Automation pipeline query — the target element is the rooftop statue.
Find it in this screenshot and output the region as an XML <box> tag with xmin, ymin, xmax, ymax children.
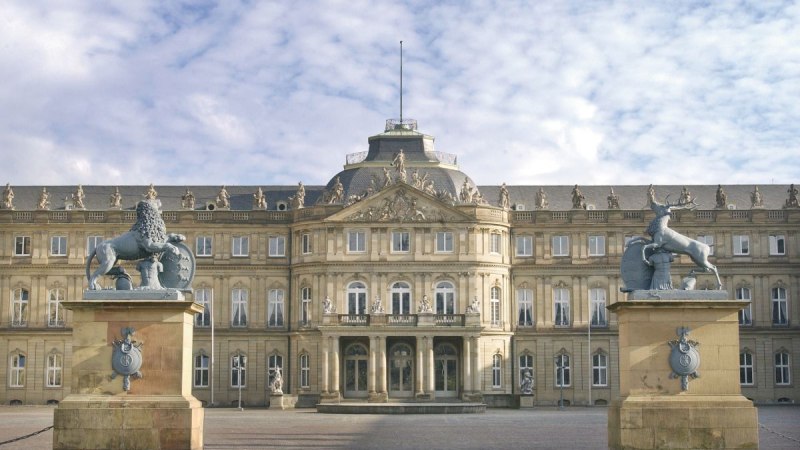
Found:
<box><xmin>86</xmin><ymin>200</ymin><xmax>194</xmax><ymax>292</ymax></box>
<box><xmin>785</xmin><ymin>184</ymin><xmax>799</xmax><ymax>209</ymax></box>
<box><xmin>144</xmin><ymin>183</ymin><xmax>158</xmax><ymax>200</ymax></box>
<box><xmin>715</xmin><ymin>185</ymin><xmax>727</xmax><ymax>209</ymax></box>
<box><xmin>571</xmin><ymin>185</ymin><xmax>586</xmax><ymax>209</ymax></box>
<box><xmin>750</xmin><ymin>186</ymin><xmax>763</xmax><ymax>208</ymax></box>
<box><xmin>499</xmin><ymin>182</ymin><xmax>510</xmax><ymax>209</ymax></box>
<box><xmin>253</xmin><ymin>187</ymin><xmax>267</xmax><ymax>210</ymax></box>
<box><xmin>535</xmin><ymin>188</ymin><xmax>548</xmax><ymax>209</ymax></box>
<box><xmin>72</xmin><ymin>185</ymin><xmax>85</xmax><ymax>209</ymax></box>
<box><xmin>109</xmin><ymin>187</ymin><xmax>122</xmax><ymax>209</ymax></box>
<box><xmin>216</xmin><ymin>185</ymin><xmax>230</xmax><ymax>209</ymax></box>
<box><xmin>37</xmin><ymin>187</ymin><xmax>50</xmax><ymax>210</ymax></box>
<box><xmin>2</xmin><ymin>183</ymin><xmax>14</xmax><ymax>210</ymax></box>
<box><xmin>607</xmin><ymin>187</ymin><xmax>620</xmax><ymax>209</ymax></box>
<box><xmin>181</xmin><ymin>189</ymin><xmax>196</xmax><ymax>210</ymax></box>
<box><xmin>622</xmin><ymin>193</ymin><xmax>721</xmax><ymax>291</ymax></box>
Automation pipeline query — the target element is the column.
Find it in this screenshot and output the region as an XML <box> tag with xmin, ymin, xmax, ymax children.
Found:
<box><xmin>331</xmin><ymin>336</ymin><xmax>340</xmax><ymax>395</ymax></box>
<box><xmin>368</xmin><ymin>336</ymin><xmax>377</xmax><ymax>393</ymax></box>
<box><xmin>426</xmin><ymin>336</ymin><xmax>435</xmax><ymax>393</ymax></box>
<box><xmin>416</xmin><ymin>336</ymin><xmax>425</xmax><ymax>395</ymax></box>
<box><xmin>471</xmin><ymin>336</ymin><xmax>480</xmax><ymax>393</ymax></box>
<box><xmin>321</xmin><ymin>337</ymin><xmax>329</xmax><ymax>394</ymax></box>
<box><xmin>463</xmin><ymin>336</ymin><xmax>472</xmax><ymax>393</ymax></box>
<box><xmin>378</xmin><ymin>336</ymin><xmax>387</xmax><ymax>394</ymax></box>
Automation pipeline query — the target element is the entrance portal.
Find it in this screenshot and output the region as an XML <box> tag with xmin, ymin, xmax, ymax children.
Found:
<box><xmin>434</xmin><ymin>343</ymin><xmax>458</xmax><ymax>397</ymax></box>
<box><xmin>344</xmin><ymin>343</ymin><xmax>368</xmax><ymax>398</ymax></box>
<box><xmin>389</xmin><ymin>343</ymin><xmax>414</xmax><ymax>398</ymax></box>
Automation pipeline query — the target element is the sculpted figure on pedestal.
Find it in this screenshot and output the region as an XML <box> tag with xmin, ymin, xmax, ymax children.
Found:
<box><xmin>750</xmin><ymin>186</ymin><xmax>763</xmax><ymax>208</ymax></box>
<box><xmin>144</xmin><ymin>183</ymin><xmax>158</xmax><ymax>200</ymax></box>
<box><xmin>607</xmin><ymin>188</ymin><xmax>620</xmax><ymax>209</ymax></box>
<box><xmin>109</xmin><ymin>187</ymin><xmax>122</xmax><ymax>209</ymax></box>
<box><xmin>499</xmin><ymin>182</ymin><xmax>510</xmax><ymax>209</ymax></box>
<box><xmin>72</xmin><ymin>185</ymin><xmax>85</xmax><ymax>209</ymax></box>
<box><xmin>785</xmin><ymin>184</ymin><xmax>799</xmax><ymax>208</ymax></box>
<box><xmin>535</xmin><ymin>188</ymin><xmax>548</xmax><ymax>209</ymax></box>
<box><xmin>37</xmin><ymin>187</ymin><xmax>50</xmax><ymax>210</ymax></box>
<box><xmin>253</xmin><ymin>187</ymin><xmax>267</xmax><ymax>210</ymax></box>
<box><xmin>181</xmin><ymin>189</ymin><xmax>196</xmax><ymax>210</ymax></box>
<box><xmin>571</xmin><ymin>185</ymin><xmax>586</xmax><ymax>209</ymax></box>
<box><xmin>2</xmin><ymin>183</ymin><xmax>14</xmax><ymax>210</ymax></box>
<box><xmin>715</xmin><ymin>185</ymin><xmax>727</xmax><ymax>209</ymax></box>
<box><xmin>216</xmin><ymin>185</ymin><xmax>230</xmax><ymax>209</ymax></box>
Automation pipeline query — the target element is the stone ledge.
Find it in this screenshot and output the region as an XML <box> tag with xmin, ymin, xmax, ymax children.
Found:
<box><xmin>626</xmin><ymin>289</ymin><xmax>730</xmax><ymax>301</ymax></box>
<box><xmin>83</xmin><ymin>289</ymin><xmax>185</xmax><ymax>301</ymax></box>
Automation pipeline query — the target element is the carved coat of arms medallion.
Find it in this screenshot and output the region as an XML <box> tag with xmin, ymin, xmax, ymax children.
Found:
<box><xmin>667</xmin><ymin>327</ymin><xmax>700</xmax><ymax>391</ymax></box>
<box><xmin>111</xmin><ymin>327</ymin><xmax>143</xmax><ymax>391</ymax></box>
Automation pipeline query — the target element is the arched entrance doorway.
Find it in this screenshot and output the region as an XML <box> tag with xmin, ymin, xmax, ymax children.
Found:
<box><xmin>434</xmin><ymin>343</ymin><xmax>458</xmax><ymax>398</ymax></box>
<box><xmin>389</xmin><ymin>343</ymin><xmax>414</xmax><ymax>398</ymax></box>
<box><xmin>344</xmin><ymin>343</ymin><xmax>368</xmax><ymax>398</ymax></box>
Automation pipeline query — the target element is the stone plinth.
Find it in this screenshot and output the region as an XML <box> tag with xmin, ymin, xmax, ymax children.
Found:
<box><xmin>520</xmin><ymin>395</ymin><xmax>534</xmax><ymax>408</ymax></box>
<box><xmin>53</xmin><ymin>295</ymin><xmax>204</xmax><ymax>450</ymax></box>
<box><xmin>607</xmin><ymin>295</ymin><xmax>759</xmax><ymax>449</ymax></box>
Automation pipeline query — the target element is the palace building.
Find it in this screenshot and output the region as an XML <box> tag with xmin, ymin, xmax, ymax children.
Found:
<box><xmin>0</xmin><ymin>119</ymin><xmax>797</xmax><ymax>407</ymax></box>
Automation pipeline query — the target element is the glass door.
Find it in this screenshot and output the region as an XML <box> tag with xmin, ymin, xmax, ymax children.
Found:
<box><xmin>434</xmin><ymin>343</ymin><xmax>458</xmax><ymax>397</ymax></box>
<box><xmin>344</xmin><ymin>343</ymin><xmax>368</xmax><ymax>398</ymax></box>
<box><xmin>389</xmin><ymin>343</ymin><xmax>414</xmax><ymax>398</ymax></box>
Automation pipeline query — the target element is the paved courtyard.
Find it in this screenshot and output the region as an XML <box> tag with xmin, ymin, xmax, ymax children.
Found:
<box><xmin>0</xmin><ymin>405</ymin><xmax>797</xmax><ymax>449</ymax></box>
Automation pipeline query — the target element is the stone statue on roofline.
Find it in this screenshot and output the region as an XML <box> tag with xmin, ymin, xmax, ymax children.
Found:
<box><xmin>679</xmin><ymin>187</ymin><xmax>693</xmax><ymax>205</ymax></box>
<box><xmin>253</xmin><ymin>187</ymin><xmax>267</xmax><ymax>210</ymax></box>
<box><xmin>715</xmin><ymin>185</ymin><xmax>727</xmax><ymax>209</ymax></box>
<box><xmin>392</xmin><ymin>149</ymin><xmax>407</xmax><ymax>183</ymax></box>
<box><xmin>535</xmin><ymin>188</ymin><xmax>548</xmax><ymax>209</ymax></box>
<box><xmin>144</xmin><ymin>183</ymin><xmax>158</xmax><ymax>200</ymax></box>
<box><xmin>109</xmin><ymin>187</ymin><xmax>122</xmax><ymax>209</ymax></box>
<box><xmin>785</xmin><ymin>184</ymin><xmax>799</xmax><ymax>209</ymax></box>
<box><xmin>2</xmin><ymin>183</ymin><xmax>14</xmax><ymax>210</ymax></box>
<box><xmin>571</xmin><ymin>185</ymin><xmax>586</xmax><ymax>209</ymax></box>
<box><xmin>181</xmin><ymin>189</ymin><xmax>196</xmax><ymax>210</ymax></box>
<box><xmin>216</xmin><ymin>186</ymin><xmax>230</xmax><ymax>209</ymax></box>
<box><xmin>750</xmin><ymin>186</ymin><xmax>763</xmax><ymax>208</ymax></box>
<box><xmin>37</xmin><ymin>187</ymin><xmax>50</xmax><ymax>210</ymax></box>
<box><xmin>607</xmin><ymin>188</ymin><xmax>620</xmax><ymax>209</ymax></box>
<box><xmin>499</xmin><ymin>183</ymin><xmax>510</xmax><ymax>209</ymax></box>
<box><xmin>290</xmin><ymin>182</ymin><xmax>305</xmax><ymax>209</ymax></box>
<box><xmin>72</xmin><ymin>185</ymin><xmax>85</xmax><ymax>209</ymax></box>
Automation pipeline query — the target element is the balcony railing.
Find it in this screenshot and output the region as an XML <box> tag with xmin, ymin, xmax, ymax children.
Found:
<box><xmin>339</xmin><ymin>314</ymin><xmax>369</xmax><ymax>326</ymax></box>
<box><xmin>387</xmin><ymin>314</ymin><xmax>417</xmax><ymax>326</ymax></box>
<box><xmin>434</xmin><ymin>314</ymin><xmax>464</xmax><ymax>326</ymax></box>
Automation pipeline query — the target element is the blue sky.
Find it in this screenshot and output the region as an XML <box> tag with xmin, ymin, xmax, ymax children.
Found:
<box><xmin>0</xmin><ymin>0</ymin><xmax>798</xmax><ymax>187</ymax></box>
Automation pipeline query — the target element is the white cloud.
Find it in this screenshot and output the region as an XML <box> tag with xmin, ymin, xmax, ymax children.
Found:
<box><xmin>0</xmin><ymin>0</ymin><xmax>797</xmax><ymax>188</ymax></box>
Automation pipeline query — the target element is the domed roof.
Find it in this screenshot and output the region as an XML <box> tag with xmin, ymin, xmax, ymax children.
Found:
<box><xmin>324</xmin><ymin>119</ymin><xmax>480</xmax><ymax>202</ymax></box>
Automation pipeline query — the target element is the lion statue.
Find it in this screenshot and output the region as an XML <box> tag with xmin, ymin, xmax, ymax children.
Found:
<box><xmin>86</xmin><ymin>200</ymin><xmax>185</xmax><ymax>290</ymax></box>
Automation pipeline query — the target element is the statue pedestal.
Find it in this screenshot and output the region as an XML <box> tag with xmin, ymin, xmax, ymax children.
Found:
<box><xmin>607</xmin><ymin>294</ymin><xmax>758</xmax><ymax>449</ymax></box>
<box><xmin>53</xmin><ymin>295</ymin><xmax>204</xmax><ymax>450</ymax></box>
<box><xmin>519</xmin><ymin>395</ymin><xmax>534</xmax><ymax>408</ymax></box>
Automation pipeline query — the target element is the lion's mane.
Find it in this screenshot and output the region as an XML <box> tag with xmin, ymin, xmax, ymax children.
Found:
<box><xmin>129</xmin><ymin>200</ymin><xmax>167</xmax><ymax>243</ymax></box>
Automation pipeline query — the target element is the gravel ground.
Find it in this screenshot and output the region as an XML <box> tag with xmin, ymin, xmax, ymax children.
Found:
<box><xmin>0</xmin><ymin>404</ymin><xmax>797</xmax><ymax>449</ymax></box>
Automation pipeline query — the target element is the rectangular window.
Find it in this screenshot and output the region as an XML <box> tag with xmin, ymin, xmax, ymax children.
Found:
<box><xmin>736</xmin><ymin>287</ymin><xmax>752</xmax><ymax>326</ymax></box>
<box><xmin>590</xmin><ymin>288</ymin><xmax>607</xmax><ymax>327</ymax></box>
<box><xmin>519</xmin><ymin>354</ymin><xmax>534</xmax><ymax>389</ymax></box>
<box><xmin>10</xmin><ymin>354</ymin><xmax>25</xmax><ymax>387</ymax></box>
<box><xmin>299</xmin><ymin>353</ymin><xmax>310</xmax><ymax>388</ymax></box>
<box><xmin>733</xmin><ymin>235</ymin><xmax>750</xmax><ymax>256</ymax></box>
<box><xmin>196</xmin><ymin>236</ymin><xmax>213</xmax><ymax>257</ymax></box>
<box><xmin>552</xmin><ymin>235</ymin><xmax>569</xmax><ymax>257</ymax></box>
<box><xmin>14</xmin><ymin>236</ymin><xmax>31</xmax><ymax>256</ymax></box>
<box><xmin>194</xmin><ymin>354</ymin><xmax>209</xmax><ymax>387</ymax></box>
<box><xmin>50</xmin><ymin>236</ymin><xmax>67</xmax><ymax>256</ymax></box>
<box><xmin>697</xmin><ymin>235</ymin><xmax>714</xmax><ymax>255</ymax></box>
<box><xmin>231</xmin><ymin>354</ymin><xmax>247</xmax><ymax>387</ymax></box>
<box><xmin>231</xmin><ymin>288</ymin><xmax>248</xmax><ymax>327</ymax></box>
<box><xmin>553</xmin><ymin>288</ymin><xmax>570</xmax><ymax>327</ymax></box>
<box><xmin>489</xmin><ymin>233</ymin><xmax>502</xmax><ymax>254</ymax></box>
<box><xmin>517</xmin><ymin>288</ymin><xmax>533</xmax><ymax>327</ymax></box>
<box><xmin>86</xmin><ymin>236</ymin><xmax>103</xmax><ymax>256</ymax></box>
<box><xmin>592</xmin><ymin>353</ymin><xmax>608</xmax><ymax>387</ymax></box>
<box><xmin>492</xmin><ymin>354</ymin><xmax>502</xmax><ymax>388</ymax></box>
<box><xmin>300</xmin><ymin>287</ymin><xmax>311</xmax><ymax>325</ymax></box>
<box><xmin>555</xmin><ymin>354</ymin><xmax>570</xmax><ymax>387</ymax></box>
<box><xmin>268</xmin><ymin>289</ymin><xmax>285</xmax><ymax>327</ymax></box>
<box><xmin>301</xmin><ymin>233</ymin><xmax>312</xmax><ymax>255</ymax></box>
<box><xmin>588</xmin><ymin>235</ymin><xmax>605</xmax><ymax>256</ymax></box>
<box><xmin>490</xmin><ymin>288</ymin><xmax>501</xmax><ymax>327</ymax></box>
<box><xmin>46</xmin><ymin>354</ymin><xmax>62</xmax><ymax>387</ymax></box>
<box><xmin>740</xmin><ymin>352</ymin><xmax>754</xmax><ymax>386</ymax></box>
<box><xmin>436</xmin><ymin>231</ymin><xmax>453</xmax><ymax>253</ymax></box>
<box><xmin>348</xmin><ymin>231</ymin><xmax>366</xmax><ymax>253</ymax></box>
<box><xmin>392</xmin><ymin>231</ymin><xmax>410</xmax><ymax>253</ymax></box>
<box><xmin>769</xmin><ymin>235</ymin><xmax>786</xmax><ymax>256</ymax></box>
<box><xmin>268</xmin><ymin>236</ymin><xmax>286</xmax><ymax>257</ymax></box>
<box><xmin>194</xmin><ymin>288</ymin><xmax>211</xmax><ymax>327</ymax></box>
<box><xmin>775</xmin><ymin>352</ymin><xmax>790</xmax><ymax>385</ymax></box>
<box><xmin>772</xmin><ymin>287</ymin><xmax>788</xmax><ymax>326</ymax></box>
<box><xmin>516</xmin><ymin>236</ymin><xmax>533</xmax><ymax>256</ymax></box>
<box><xmin>232</xmin><ymin>236</ymin><xmax>249</xmax><ymax>257</ymax></box>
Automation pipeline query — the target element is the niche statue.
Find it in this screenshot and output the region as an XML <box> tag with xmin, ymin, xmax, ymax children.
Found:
<box><xmin>86</xmin><ymin>200</ymin><xmax>195</xmax><ymax>291</ymax></box>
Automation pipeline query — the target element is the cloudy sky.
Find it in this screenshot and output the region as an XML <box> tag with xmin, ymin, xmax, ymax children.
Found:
<box><xmin>1</xmin><ymin>1</ymin><xmax>798</xmax><ymax>187</ymax></box>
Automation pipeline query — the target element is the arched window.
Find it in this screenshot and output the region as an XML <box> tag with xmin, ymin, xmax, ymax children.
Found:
<box><xmin>11</xmin><ymin>288</ymin><xmax>29</xmax><ymax>327</ymax></box>
<box><xmin>517</xmin><ymin>288</ymin><xmax>533</xmax><ymax>327</ymax></box>
<box><xmin>300</xmin><ymin>287</ymin><xmax>312</xmax><ymax>325</ymax></box>
<box><xmin>739</xmin><ymin>351</ymin><xmax>754</xmax><ymax>386</ymax></box>
<box><xmin>390</xmin><ymin>282</ymin><xmax>411</xmax><ymax>315</ymax></box>
<box><xmin>347</xmin><ymin>282</ymin><xmax>367</xmax><ymax>315</ymax></box>
<box><xmin>268</xmin><ymin>289</ymin><xmax>285</xmax><ymax>327</ymax></box>
<box><xmin>435</xmin><ymin>281</ymin><xmax>455</xmax><ymax>314</ymax></box>
<box><xmin>590</xmin><ymin>288</ymin><xmax>606</xmax><ymax>327</ymax></box>
<box><xmin>299</xmin><ymin>353</ymin><xmax>310</xmax><ymax>388</ymax></box>
<box><xmin>194</xmin><ymin>287</ymin><xmax>212</xmax><ymax>328</ymax></box>
<box><xmin>492</xmin><ymin>354</ymin><xmax>502</xmax><ymax>388</ymax></box>
<box><xmin>736</xmin><ymin>286</ymin><xmax>752</xmax><ymax>326</ymax></box>
<box><xmin>553</xmin><ymin>287</ymin><xmax>570</xmax><ymax>327</ymax></box>
<box><xmin>519</xmin><ymin>353</ymin><xmax>534</xmax><ymax>388</ymax></box>
<box><xmin>555</xmin><ymin>353</ymin><xmax>570</xmax><ymax>387</ymax></box>
<box><xmin>231</xmin><ymin>353</ymin><xmax>247</xmax><ymax>387</ymax></box>
<box><xmin>194</xmin><ymin>352</ymin><xmax>210</xmax><ymax>387</ymax></box>
<box><xmin>9</xmin><ymin>353</ymin><xmax>25</xmax><ymax>388</ymax></box>
<box><xmin>771</xmin><ymin>287</ymin><xmax>788</xmax><ymax>326</ymax></box>
<box><xmin>490</xmin><ymin>287</ymin><xmax>501</xmax><ymax>326</ymax></box>
<box><xmin>46</xmin><ymin>352</ymin><xmax>62</xmax><ymax>387</ymax></box>
<box><xmin>48</xmin><ymin>288</ymin><xmax>65</xmax><ymax>328</ymax></box>
<box><xmin>592</xmin><ymin>352</ymin><xmax>608</xmax><ymax>387</ymax></box>
<box><xmin>268</xmin><ymin>353</ymin><xmax>283</xmax><ymax>387</ymax></box>
<box><xmin>231</xmin><ymin>288</ymin><xmax>248</xmax><ymax>327</ymax></box>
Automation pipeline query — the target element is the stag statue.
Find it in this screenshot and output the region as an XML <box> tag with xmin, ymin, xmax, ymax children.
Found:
<box><xmin>641</xmin><ymin>196</ymin><xmax>721</xmax><ymax>289</ymax></box>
